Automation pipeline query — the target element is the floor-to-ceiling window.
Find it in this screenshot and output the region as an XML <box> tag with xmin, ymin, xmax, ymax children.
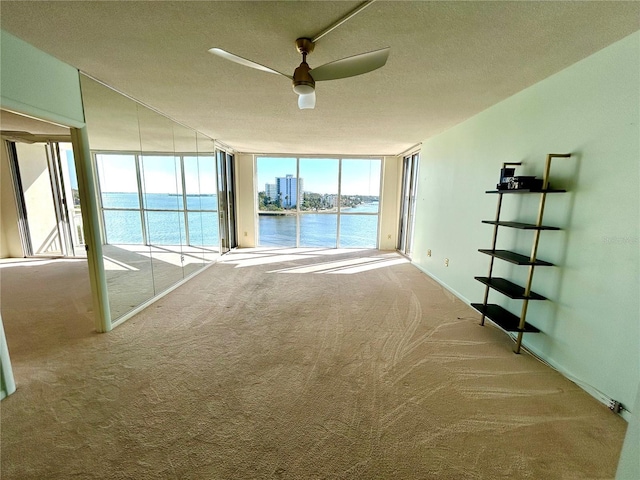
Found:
<box><xmin>257</xmin><ymin>157</ymin><xmax>298</xmax><ymax>247</ymax></box>
<box><xmin>299</xmin><ymin>158</ymin><xmax>339</xmax><ymax>248</ymax></box>
<box><xmin>339</xmin><ymin>159</ymin><xmax>381</xmax><ymax>248</ymax></box>
<box><xmin>256</xmin><ymin>156</ymin><xmax>381</xmax><ymax>248</ymax></box>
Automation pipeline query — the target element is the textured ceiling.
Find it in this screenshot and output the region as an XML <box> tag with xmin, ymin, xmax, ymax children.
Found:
<box><xmin>1</xmin><ymin>1</ymin><xmax>638</xmax><ymax>155</ymax></box>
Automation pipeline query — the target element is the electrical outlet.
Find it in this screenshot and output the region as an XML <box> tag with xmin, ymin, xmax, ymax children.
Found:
<box><xmin>444</xmin><ymin>258</ymin><xmax>449</xmax><ymax>267</ymax></box>
<box><xmin>427</xmin><ymin>249</ymin><xmax>431</xmax><ymax>257</ymax></box>
<box><xmin>244</xmin><ymin>231</ymin><xmax>248</xmax><ymax>237</ymax></box>
<box><xmin>387</xmin><ymin>234</ymin><xmax>392</xmax><ymax>239</ymax></box>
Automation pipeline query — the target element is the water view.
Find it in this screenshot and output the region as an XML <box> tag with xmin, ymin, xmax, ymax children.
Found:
<box><xmin>256</xmin><ymin>158</ymin><xmax>382</xmax><ymax>248</ymax></box>
<box><xmin>101</xmin><ymin>193</ymin><xmax>379</xmax><ymax>248</ymax></box>
<box><xmin>258</xmin><ymin>202</ymin><xmax>379</xmax><ymax>248</ymax></box>
<box><xmin>97</xmin><ymin>156</ymin><xmax>383</xmax><ymax>249</ymax></box>
<box><xmin>101</xmin><ymin>192</ymin><xmax>219</xmax><ymax>246</ymax></box>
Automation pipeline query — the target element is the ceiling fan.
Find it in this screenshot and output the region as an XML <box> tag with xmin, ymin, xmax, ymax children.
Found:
<box><xmin>207</xmin><ymin>1</ymin><xmax>389</xmax><ymax>110</ymax></box>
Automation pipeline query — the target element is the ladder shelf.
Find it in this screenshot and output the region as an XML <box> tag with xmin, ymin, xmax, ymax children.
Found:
<box><xmin>474</xmin><ymin>153</ymin><xmax>571</xmax><ymax>353</ymax></box>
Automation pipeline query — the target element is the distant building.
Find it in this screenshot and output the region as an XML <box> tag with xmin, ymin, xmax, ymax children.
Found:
<box><xmin>265</xmin><ymin>183</ymin><xmax>277</xmax><ymax>201</ymax></box>
<box><xmin>275</xmin><ymin>174</ymin><xmax>304</xmax><ymax>208</ymax></box>
<box><xmin>325</xmin><ymin>194</ymin><xmax>339</xmax><ymax>208</ymax></box>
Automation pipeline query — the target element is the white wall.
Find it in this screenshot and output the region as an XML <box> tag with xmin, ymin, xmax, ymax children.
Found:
<box><xmin>378</xmin><ymin>156</ymin><xmax>400</xmax><ymax>250</ymax></box>
<box><xmin>235</xmin><ymin>154</ymin><xmax>257</xmax><ymax>248</ymax></box>
<box><xmin>0</xmin><ymin>30</ymin><xmax>84</xmax><ymax>127</ymax></box>
<box><xmin>617</xmin><ymin>381</ymin><xmax>640</xmax><ymax>479</ymax></box>
<box><xmin>412</xmin><ymin>30</ymin><xmax>639</xmax><ymax>420</ymax></box>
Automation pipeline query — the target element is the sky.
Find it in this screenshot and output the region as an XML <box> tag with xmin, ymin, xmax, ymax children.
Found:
<box><xmin>62</xmin><ymin>145</ymin><xmax>78</xmax><ymax>189</ymax></box>
<box><xmin>96</xmin><ymin>154</ymin><xmax>217</xmax><ymax>194</ymax></box>
<box><xmin>257</xmin><ymin>157</ymin><xmax>381</xmax><ymax>196</ymax></box>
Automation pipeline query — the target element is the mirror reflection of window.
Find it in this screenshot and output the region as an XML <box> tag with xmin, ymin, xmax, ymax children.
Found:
<box><xmin>140</xmin><ymin>155</ymin><xmax>185</xmax><ymax>247</ymax></box>
<box><xmin>184</xmin><ymin>156</ymin><xmax>219</xmax><ymax>248</ymax></box>
<box><xmin>82</xmin><ymin>73</ymin><xmax>221</xmax><ymax>326</ymax></box>
<box><xmin>96</xmin><ymin>154</ymin><xmax>144</xmax><ymax>245</ymax></box>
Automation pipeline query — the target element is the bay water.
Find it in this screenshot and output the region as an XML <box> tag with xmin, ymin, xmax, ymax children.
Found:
<box><xmin>101</xmin><ymin>192</ymin><xmax>379</xmax><ymax>248</ymax></box>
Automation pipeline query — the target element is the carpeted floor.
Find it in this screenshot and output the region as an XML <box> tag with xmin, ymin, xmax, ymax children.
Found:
<box><xmin>0</xmin><ymin>248</ymin><xmax>627</xmax><ymax>479</ymax></box>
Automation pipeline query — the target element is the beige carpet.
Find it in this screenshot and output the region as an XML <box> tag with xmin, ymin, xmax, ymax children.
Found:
<box><xmin>0</xmin><ymin>248</ymin><xmax>627</xmax><ymax>479</ymax></box>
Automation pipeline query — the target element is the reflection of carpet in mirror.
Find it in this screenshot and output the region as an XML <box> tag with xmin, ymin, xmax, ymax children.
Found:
<box><xmin>102</xmin><ymin>244</ymin><xmax>219</xmax><ymax>320</ymax></box>
<box><xmin>1</xmin><ymin>248</ymin><xmax>627</xmax><ymax>479</ymax></box>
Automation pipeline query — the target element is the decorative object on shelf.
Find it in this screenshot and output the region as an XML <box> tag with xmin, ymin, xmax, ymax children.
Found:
<box><xmin>498</xmin><ymin>163</ymin><xmax>518</xmax><ymax>188</ymax></box>
<box><xmin>497</xmin><ymin>162</ymin><xmax>544</xmax><ymax>191</ymax></box>
<box><xmin>472</xmin><ymin>153</ymin><xmax>571</xmax><ymax>353</ymax></box>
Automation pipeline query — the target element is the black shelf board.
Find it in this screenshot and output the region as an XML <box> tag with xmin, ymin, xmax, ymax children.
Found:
<box><xmin>471</xmin><ymin>303</ymin><xmax>540</xmax><ymax>333</ymax></box>
<box><xmin>486</xmin><ymin>189</ymin><xmax>566</xmax><ymax>194</ymax></box>
<box><xmin>478</xmin><ymin>249</ymin><xmax>554</xmax><ymax>266</ymax></box>
<box><xmin>481</xmin><ymin>220</ymin><xmax>560</xmax><ymax>231</ymax></box>
<box><xmin>474</xmin><ymin>277</ymin><xmax>546</xmax><ymax>300</ymax></box>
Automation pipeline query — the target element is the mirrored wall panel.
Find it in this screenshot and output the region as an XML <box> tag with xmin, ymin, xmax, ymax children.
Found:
<box><xmin>80</xmin><ymin>75</ymin><xmax>220</xmax><ymax>323</ymax></box>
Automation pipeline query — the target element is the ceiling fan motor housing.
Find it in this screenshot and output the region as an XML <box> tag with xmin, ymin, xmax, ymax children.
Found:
<box><xmin>293</xmin><ymin>38</ymin><xmax>316</xmax><ymax>95</ymax></box>
<box><xmin>293</xmin><ymin>62</ymin><xmax>315</xmax><ymax>94</ymax></box>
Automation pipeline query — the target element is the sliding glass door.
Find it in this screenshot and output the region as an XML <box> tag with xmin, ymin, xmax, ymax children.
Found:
<box><xmin>7</xmin><ymin>139</ymin><xmax>84</xmax><ymax>257</ymax></box>
<box><xmin>398</xmin><ymin>152</ymin><xmax>420</xmax><ymax>257</ymax></box>
<box><xmin>217</xmin><ymin>150</ymin><xmax>237</xmax><ymax>254</ymax></box>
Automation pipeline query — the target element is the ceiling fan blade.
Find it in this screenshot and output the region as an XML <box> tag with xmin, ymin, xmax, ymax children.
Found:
<box><xmin>309</xmin><ymin>47</ymin><xmax>389</xmax><ymax>81</ymax></box>
<box><xmin>298</xmin><ymin>91</ymin><xmax>316</xmax><ymax>110</ymax></box>
<box><xmin>208</xmin><ymin>48</ymin><xmax>292</xmax><ymax>79</ymax></box>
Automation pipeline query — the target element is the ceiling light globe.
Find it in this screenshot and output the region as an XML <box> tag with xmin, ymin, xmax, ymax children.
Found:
<box><xmin>293</xmin><ymin>84</ymin><xmax>314</xmax><ymax>95</ymax></box>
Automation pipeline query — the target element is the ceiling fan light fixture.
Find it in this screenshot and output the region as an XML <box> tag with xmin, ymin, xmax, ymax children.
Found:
<box><xmin>209</xmin><ymin>28</ymin><xmax>390</xmax><ymax>111</ymax></box>
<box><xmin>298</xmin><ymin>91</ymin><xmax>316</xmax><ymax>110</ymax></box>
<box><xmin>293</xmin><ymin>83</ymin><xmax>315</xmax><ymax>95</ymax></box>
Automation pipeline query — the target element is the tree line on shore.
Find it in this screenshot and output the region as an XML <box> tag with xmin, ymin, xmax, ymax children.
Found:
<box><xmin>258</xmin><ymin>192</ymin><xmax>378</xmax><ymax>212</ymax></box>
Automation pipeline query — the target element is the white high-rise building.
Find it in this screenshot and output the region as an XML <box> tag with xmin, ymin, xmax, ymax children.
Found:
<box><xmin>276</xmin><ymin>174</ymin><xmax>303</xmax><ymax>208</ymax></box>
